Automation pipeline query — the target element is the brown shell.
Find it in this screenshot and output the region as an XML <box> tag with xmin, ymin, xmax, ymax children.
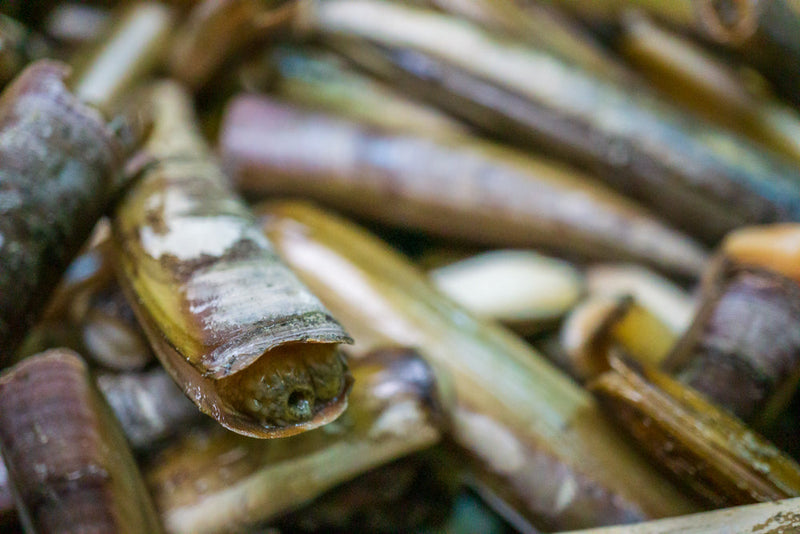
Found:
<box><xmin>591</xmin><ymin>356</ymin><xmax>800</xmax><ymax>507</ymax></box>
<box><xmin>0</xmin><ymin>349</ymin><xmax>163</xmax><ymax>533</ymax></box>
<box><xmin>112</xmin><ymin>82</ymin><xmax>352</xmax><ymax>438</ymax></box>
<box><xmin>0</xmin><ymin>60</ymin><xmax>125</xmax><ymax>359</ymax></box>
<box><xmin>220</xmin><ymin>95</ymin><xmax>708</xmax><ymax>277</ymax></box>
<box><xmin>664</xmin><ymin>259</ymin><xmax>800</xmax><ymax>424</ymax></box>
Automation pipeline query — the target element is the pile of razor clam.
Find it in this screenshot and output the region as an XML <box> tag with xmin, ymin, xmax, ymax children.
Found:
<box><xmin>5</xmin><ymin>1</ymin><xmax>800</xmax><ymax>533</ymax></box>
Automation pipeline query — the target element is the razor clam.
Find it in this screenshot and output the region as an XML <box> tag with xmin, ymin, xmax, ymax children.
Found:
<box><xmin>111</xmin><ymin>81</ymin><xmax>352</xmax><ymax>438</ymax></box>
<box><xmin>96</xmin><ymin>368</ymin><xmax>204</xmax><ymax>450</ymax></box>
<box><xmin>561</xmin><ymin>496</ymin><xmax>800</xmax><ymax>534</ymax></box>
<box><xmin>145</xmin><ymin>347</ymin><xmax>445</xmax><ymax>534</ymax></box>
<box><xmin>169</xmin><ymin>0</ymin><xmax>298</xmax><ymax>90</ymax></box>
<box><xmin>69</xmin><ymin>1</ymin><xmax>174</xmax><ymax>114</ymax></box>
<box><xmin>258</xmin><ymin>201</ymin><xmax>700</xmax><ymax>531</ymax></box>
<box><xmin>586</xmin><ymin>263</ymin><xmax>696</xmax><ymax>334</ymax></box>
<box><xmin>301</xmin><ymin>0</ymin><xmax>800</xmax><ymax>241</ymax></box>
<box><xmin>221</xmin><ymin>95</ymin><xmax>708</xmax><ymax>277</ymax></box>
<box><xmin>0</xmin><ymin>14</ymin><xmax>49</xmax><ymax>87</ymax></box>
<box><xmin>0</xmin><ymin>348</ymin><xmax>164</xmax><ymax>533</ymax></box>
<box><xmin>263</xmin><ymin>46</ymin><xmax>470</xmax><ymax>138</ymax></box>
<box><xmin>619</xmin><ymin>10</ymin><xmax>800</xmax><ymax>166</ymax></box>
<box><xmin>429</xmin><ymin>250</ymin><xmax>584</xmax><ymax>335</ymax></box>
<box><xmin>664</xmin><ymin>260</ymin><xmax>800</xmax><ymax>425</ymax></box>
<box><xmin>0</xmin><ymin>61</ymin><xmax>127</xmax><ymax>361</ymax></box>
<box><xmin>590</xmin><ymin>356</ymin><xmax>800</xmax><ymax>507</ymax></box>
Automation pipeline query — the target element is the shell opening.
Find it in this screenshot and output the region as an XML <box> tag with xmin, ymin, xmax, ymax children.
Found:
<box><xmin>216</xmin><ymin>343</ymin><xmax>348</xmax><ymax>427</ymax></box>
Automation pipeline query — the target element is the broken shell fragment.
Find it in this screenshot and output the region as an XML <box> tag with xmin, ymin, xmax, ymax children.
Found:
<box><xmin>560</xmin><ymin>296</ymin><xmax>678</xmax><ymax>383</ymax></box>
<box><xmin>586</xmin><ymin>263</ymin><xmax>696</xmax><ymax>334</ymax></box>
<box><xmin>0</xmin><ymin>348</ymin><xmax>164</xmax><ymax>533</ymax></box>
<box><xmin>111</xmin><ymin>81</ymin><xmax>352</xmax><ymax>438</ymax></box>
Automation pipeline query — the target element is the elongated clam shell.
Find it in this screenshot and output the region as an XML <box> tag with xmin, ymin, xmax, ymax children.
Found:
<box><xmin>257</xmin><ymin>200</ymin><xmax>700</xmax><ymax>531</ymax></box>
<box><xmin>664</xmin><ymin>261</ymin><xmax>800</xmax><ymax>425</ymax></box>
<box><xmin>529</xmin><ymin>0</ymin><xmax>800</xmax><ymax>106</ymax></box>
<box><xmin>0</xmin><ymin>61</ymin><xmax>126</xmax><ymax>360</ymax></box>
<box><xmin>558</xmin><ymin>296</ymin><xmax>630</xmax><ymax>383</ymax></box>
<box><xmin>301</xmin><ymin>0</ymin><xmax>800</xmax><ymax>242</ymax></box>
<box><xmin>266</xmin><ymin>46</ymin><xmax>469</xmax><ymax>138</ymax></box>
<box><xmin>112</xmin><ymin>81</ymin><xmax>351</xmax><ymax>438</ymax></box>
<box><xmin>0</xmin><ymin>349</ymin><xmax>163</xmax><ymax>533</ymax></box>
<box><xmin>221</xmin><ymin>96</ymin><xmax>708</xmax><ymax>277</ymax></box>
<box><xmin>619</xmin><ymin>10</ymin><xmax>800</xmax><ymax>166</ymax></box>
<box><xmin>560</xmin><ymin>496</ymin><xmax>800</xmax><ymax>534</ymax></box>
<box><xmin>420</xmin><ymin>0</ymin><xmax>634</xmax><ymax>83</ymax></box>
<box><xmin>560</xmin><ymin>296</ymin><xmax>678</xmax><ymax>383</ymax></box>
<box><xmin>590</xmin><ymin>356</ymin><xmax>800</xmax><ymax>507</ymax></box>
<box><xmin>274</xmin><ymin>449</ymin><xmax>458</xmax><ymax>533</ymax></box>
<box><xmin>146</xmin><ymin>347</ymin><xmax>445</xmax><ymax>534</ymax></box>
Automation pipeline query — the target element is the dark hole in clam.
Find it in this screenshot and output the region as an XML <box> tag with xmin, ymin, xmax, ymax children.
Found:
<box><xmin>217</xmin><ymin>343</ymin><xmax>347</xmax><ymax>427</ymax></box>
